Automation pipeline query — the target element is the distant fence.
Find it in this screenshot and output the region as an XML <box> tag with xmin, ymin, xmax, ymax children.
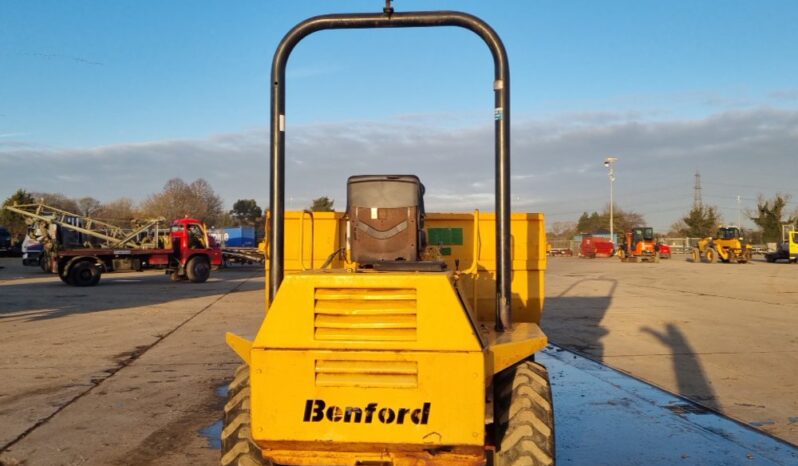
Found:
<box><xmin>547</xmin><ymin>239</ymin><xmax>577</xmax><ymax>256</ymax></box>
<box><xmin>659</xmin><ymin>238</ymin><xmax>696</xmax><ymax>254</ymax></box>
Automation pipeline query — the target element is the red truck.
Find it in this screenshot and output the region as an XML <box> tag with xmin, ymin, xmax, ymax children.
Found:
<box><xmin>50</xmin><ymin>218</ymin><xmax>223</xmax><ymax>286</ymax></box>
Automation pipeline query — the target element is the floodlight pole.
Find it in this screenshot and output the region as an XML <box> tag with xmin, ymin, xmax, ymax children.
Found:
<box><xmin>604</xmin><ymin>157</ymin><xmax>618</xmax><ymax>243</ymax></box>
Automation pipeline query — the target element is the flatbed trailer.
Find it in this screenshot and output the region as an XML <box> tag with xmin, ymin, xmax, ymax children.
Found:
<box><xmin>221</xmin><ymin>247</ymin><xmax>265</xmax><ymax>265</ymax></box>
<box><xmin>52</xmin><ymin>245</ymin><xmax>220</xmax><ymax>286</ymax></box>
<box><xmin>50</xmin><ymin>218</ymin><xmax>223</xmax><ymax>286</ymax></box>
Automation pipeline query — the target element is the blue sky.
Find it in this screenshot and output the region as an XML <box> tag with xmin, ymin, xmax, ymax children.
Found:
<box><xmin>1</xmin><ymin>1</ymin><xmax>797</xmax><ymax>231</ymax></box>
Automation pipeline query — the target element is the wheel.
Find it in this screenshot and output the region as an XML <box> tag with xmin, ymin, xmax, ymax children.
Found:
<box><xmin>617</xmin><ymin>249</ymin><xmax>625</xmax><ymax>261</ymax></box>
<box><xmin>719</xmin><ymin>248</ymin><xmax>732</xmax><ymax>263</ymax></box>
<box><xmin>221</xmin><ymin>365</ymin><xmax>273</xmax><ymax>466</ymax></box>
<box><xmin>58</xmin><ymin>263</ymin><xmax>73</xmax><ymax>285</ymax></box>
<box><xmin>69</xmin><ymin>261</ymin><xmax>102</xmax><ymax>287</ymax></box>
<box><xmin>691</xmin><ymin>248</ymin><xmax>700</xmax><ymax>263</ymax></box>
<box><xmin>493</xmin><ymin>361</ymin><xmax>555</xmax><ymax>466</ymax></box>
<box><xmin>186</xmin><ymin>256</ymin><xmax>210</xmax><ymax>283</ymax></box>
<box><xmin>705</xmin><ymin>248</ymin><xmax>717</xmax><ymax>263</ymax></box>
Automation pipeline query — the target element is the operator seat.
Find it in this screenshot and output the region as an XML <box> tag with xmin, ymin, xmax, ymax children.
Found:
<box><xmin>347</xmin><ymin>175</ymin><xmax>442</xmax><ymax>271</ymax></box>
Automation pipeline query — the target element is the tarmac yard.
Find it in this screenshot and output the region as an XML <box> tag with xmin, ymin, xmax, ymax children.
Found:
<box><xmin>0</xmin><ymin>256</ymin><xmax>796</xmax><ymax>465</ymax></box>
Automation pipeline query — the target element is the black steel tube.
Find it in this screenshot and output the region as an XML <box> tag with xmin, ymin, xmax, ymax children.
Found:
<box><xmin>269</xmin><ymin>10</ymin><xmax>512</xmax><ymax>331</ymax></box>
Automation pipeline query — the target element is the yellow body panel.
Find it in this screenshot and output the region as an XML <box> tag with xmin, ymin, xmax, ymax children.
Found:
<box><xmin>225</xmin><ymin>332</ymin><xmax>252</xmax><ymax>365</ymax></box>
<box><xmin>247</xmin><ymin>272</ymin><xmax>487</xmax><ymax>464</ymax></box>
<box><xmin>250</xmin><ymin>350</ymin><xmax>485</xmax><ymax>445</ymax></box>
<box><xmin>266</xmin><ymin>211</ymin><xmax>547</xmax><ymax>325</ymax></box>
<box><xmin>485</xmin><ymin>322</ymin><xmax>548</xmax><ymax>375</ymax></box>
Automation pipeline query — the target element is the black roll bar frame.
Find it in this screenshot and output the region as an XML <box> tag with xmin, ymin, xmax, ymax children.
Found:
<box><xmin>268</xmin><ymin>7</ymin><xmax>513</xmax><ymax>331</ymax></box>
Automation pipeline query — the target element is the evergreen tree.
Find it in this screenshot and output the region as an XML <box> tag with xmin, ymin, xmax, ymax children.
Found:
<box><xmin>679</xmin><ymin>205</ymin><xmax>722</xmax><ymax>238</ymax></box>
<box><xmin>0</xmin><ymin>189</ymin><xmax>35</xmax><ymax>239</ymax></box>
<box><xmin>310</xmin><ymin>196</ymin><xmax>335</xmax><ymax>212</ymax></box>
<box><xmin>230</xmin><ymin>199</ymin><xmax>262</xmax><ymax>225</ymax></box>
<box><xmin>749</xmin><ymin>194</ymin><xmax>796</xmax><ymax>243</ymax></box>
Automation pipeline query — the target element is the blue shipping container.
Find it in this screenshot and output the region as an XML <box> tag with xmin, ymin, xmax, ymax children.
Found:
<box><xmin>223</xmin><ymin>226</ymin><xmax>257</xmax><ymax>247</ymax></box>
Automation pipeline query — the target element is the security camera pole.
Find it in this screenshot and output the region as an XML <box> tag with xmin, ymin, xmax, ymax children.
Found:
<box><xmin>604</xmin><ymin>157</ymin><xmax>619</xmax><ymax>245</ymax></box>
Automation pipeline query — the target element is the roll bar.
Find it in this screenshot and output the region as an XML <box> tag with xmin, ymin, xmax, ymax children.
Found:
<box><xmin>269</xmin><ymin>5</ymin><xmax>513</xmax><ymax>331</ymax></box>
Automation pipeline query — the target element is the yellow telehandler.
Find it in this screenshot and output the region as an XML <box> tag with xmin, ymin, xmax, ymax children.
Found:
<box><xmin>691</xmin><ymin>226</ymin><xmax>752</xmax><ymax>264</ymax></box>
<box><xmin>765</xmin><ymin>225</ymin><xmax>797</xmax><ymax>263</ymax></box>
<box><xmin>221</xmin><ymin>3</ymin><xmax>554</xmax><ymax>466</ymax></box>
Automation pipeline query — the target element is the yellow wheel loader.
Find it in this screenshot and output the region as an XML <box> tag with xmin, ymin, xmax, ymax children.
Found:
<box><xmin>221</xmin><ymin>4</ymin><xmax>554</xmax><ymax>466</ymax></box>
<box><xmin>691</xmin><ymin>226</ymin><xmax>752</xmax><ymax>264</ymax></box>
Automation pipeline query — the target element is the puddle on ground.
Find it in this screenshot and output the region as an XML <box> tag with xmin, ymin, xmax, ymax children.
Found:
<box><xmin>200</xmin><ymin>420</ymin><xmax>223</xmax><ymax>449</ymax></box>
<box><xmin>199</xmin><ymin>383</ymin><xmax>229</xmax><ymax>450</ymax></box>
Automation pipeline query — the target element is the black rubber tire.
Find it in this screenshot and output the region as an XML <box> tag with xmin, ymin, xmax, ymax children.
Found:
<box><xmin>58</xmin><ymin>266</ymin><xmax>73</xmax><ymax>285</ymax></box>
<box><xmin>187</xmin><ymin>256</ymin><xmax>210</xmax><ymax>283</ymax></box>
<box><xmin>705</xmin><ymin>248</ymin><xmax>717</xmax><ymax>264</ymax></box>
<box><xmin>221</xmin><ymin>365</ymin><xmax>274</xmax><ymax>466</ymax></box>
<box><xmin>690</xmin><ymin>248</ymin><xmax>700</xmax><ymax>263</ymax></box>
<box><xmin>494</xmin><ymin>361</ymin><xmax>555</xmax><ymax>466</ymax></box>
<box><xmin>69</xmin><ymin>261</ymin><xmax>101</xmax><ymax>287</ymax></box>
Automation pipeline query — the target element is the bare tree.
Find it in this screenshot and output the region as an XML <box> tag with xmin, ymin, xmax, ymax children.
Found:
<box><xmin>548</xmin><ymin>221</ymin><xmax>577</xmax><ymax>239</ymax></box>
<box><xmin>141</xmin><ymin>178</ymin><xmax>224</xmax><ymax>225</ymax></box>
<box><xmin>30</xmin><ymin>192</ymin><xmax>80</xmax><ymax>213</ymax></box>
<box><xmin>77</xmin><ymin>197</ymin><xmax>102</xmax><ymax>217</ymax></box>
<box><xmin>95</xmin><ymin>198</ymin><xmax>139</xmax><ymax>228</ymax></box>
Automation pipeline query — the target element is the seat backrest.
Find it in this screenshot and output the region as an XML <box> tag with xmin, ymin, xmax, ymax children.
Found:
<box><xmin>347</xmin><ymin>175</ymin><xmax>424</xmax><ymax>265</ymax></box>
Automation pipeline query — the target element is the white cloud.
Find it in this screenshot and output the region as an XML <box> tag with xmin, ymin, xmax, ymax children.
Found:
<box><xmin>1</xmin><ymin>107</ymin><xmax>795</xmax><ymax>231</ymax></box>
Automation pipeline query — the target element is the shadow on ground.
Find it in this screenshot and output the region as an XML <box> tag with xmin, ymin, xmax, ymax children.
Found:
<box><xmin>543</xmin><ymin>277</ymin><xmax>718</xmax><ymax>409</ymax></box>
<box><xmin>0</xmin><ymin>267</ymin><xmax>263</xmax><ymax>322</ymax></box>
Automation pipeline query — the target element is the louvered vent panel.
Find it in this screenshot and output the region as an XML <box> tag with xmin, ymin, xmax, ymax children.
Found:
<box><xmin>315</xmin><ymin>360</ymin><xmax>418</xmax><ymax>388</ymax></box>
<box><xmin>314</xmin><ymin>288</ymin><xmax>417</xmax><ymax>341</ymax></box>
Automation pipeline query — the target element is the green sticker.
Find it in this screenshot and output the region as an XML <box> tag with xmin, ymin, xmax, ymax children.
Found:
<box><xmin>428</xmin><ymin>228</ymin><xmax>464</xmax><ymax>246</ymax></box>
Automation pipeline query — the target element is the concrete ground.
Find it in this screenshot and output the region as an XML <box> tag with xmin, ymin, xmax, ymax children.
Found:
<box><xmin>542</xmin><ymin>255</ymin><xmax>798</xmax><ymax>445</ymax></box>
<box><xmin>0</xmin><ymin>254</ymin><xmax>795</xmax><ymax>465</ymax></box>
<box><xmin>0</xmin><ymin>259</ymin><xmax>261</xmax><ymax>466</ymax></box>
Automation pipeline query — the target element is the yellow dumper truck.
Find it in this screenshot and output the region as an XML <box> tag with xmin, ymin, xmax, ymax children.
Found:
<box><xmin>222</xmin><ymin>4</ymin><xmax>554</xmax><ymax>466</ymax></box>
